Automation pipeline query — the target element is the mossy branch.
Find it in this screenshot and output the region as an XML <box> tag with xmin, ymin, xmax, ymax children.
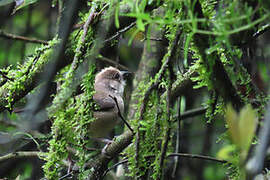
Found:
<box><xmin>0</xmin><ymin>151</ymin><xmax>41</xmax><ymax>163</ymax></box>
<box><xmin>0</xmin><ymin>42</ymin><xmax>58</xmax><ymax>112</ymax></box>
<box><xmin>89</xmin><ymin>131</ymin><xmax>134</xmax><ymax>179</ymax></box>
<box><xmin>0</xmin><ymin>30</ymin><xmax>48</xmax><ymax>45</ymax></box>
<box><xmin>192</xmin><ymin>0</ymin><xmax>244</xmax><ymax>110</ymax></box>
<box><xmin>89</xmin><ymin>69</ymin><xmax>196</xmax><ymax>179</ymax></box>
<box><xmin>0</xmin><ymin>2</ymin><xmax>156</xmax><ymax>113</ymax></box>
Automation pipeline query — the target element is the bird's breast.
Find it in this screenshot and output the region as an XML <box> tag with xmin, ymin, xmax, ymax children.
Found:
<box><xmin>89</xmin><ymin>94</ymin><xmax>124</xmax><ymax>138</ymax></box>
<box><xmin>89</xmin><ymin>110</ymin><xmax>118</xmax><ymax>138</ymax></box>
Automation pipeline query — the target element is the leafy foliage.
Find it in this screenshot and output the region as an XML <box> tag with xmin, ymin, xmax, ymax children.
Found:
<box><xmin>226</xmin><ymin>104</ymin><xmax>257</xmax><ymax>162</ymax></box>
<box><xmin>0</xmin><ymin>0</ymin><xmax>269</xmax><ymax>179</ymax></box>
<box><xmin>43</xmin><ymin>64</ymin><xmax>96</xmax><ymax>179</ymax></box>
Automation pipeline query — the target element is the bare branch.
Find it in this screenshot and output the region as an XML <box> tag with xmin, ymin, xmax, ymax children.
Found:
<box><xmin>173</xmin><ymin>107</ymin><xmax>207</xmax><ymax>121</ymax></box>
<box><xmin>28</xmin><ymin>0</ymin><xmax>83</xmax><ymax>115</ymax></box>
<box><xmin>253</xmin><ymin>23</ymin><xmax>270</xmax><ymax>39</ymax></box>
<box><xmin>0</xmin><ymin>30</ymin><xmax>48</xmax><ymax>45</ymax></box>
<box><xmin>0</xmin><ymin>151</ymin><xmax>40</xmax><ymax>163</ymax></box>
<box><xmin>172</xmin><ymin>97</ymin><xmax>181</xmax><ymax>178</ymax></box>
<box><xmin>167</xmin><ymin>153</ymin><xmax>227</xmax><ymax>164</ymax></box>
<box><xmin>246</xmin><ymin>100</ymin><xmax>270</xmax><ymax>178</ymax></box>
<box><xmin>104</xmin><ymin>22</ymin><xmax>136</xmax><ymax>43</ymax></box>
<box><xmin>102</xmin><ymin>152</ymin><xmax>227</xmax><ymax>178</ymax></box>
<box><xmin>158</xmin><ymin>68</ymin><xmax>172</xmax><ymax>180</ymax></box>
<box><xmin>102</xmin><ymin>159</ymin><xmax>128</xmax><ymax>178</ymax></box>
<box><xmin>97</xmin><ymin>56</ymin><xmax>130</xmax><ymax>71</ymax></box>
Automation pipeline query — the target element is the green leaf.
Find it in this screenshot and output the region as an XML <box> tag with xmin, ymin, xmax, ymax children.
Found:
<box><xmin>13</xmin><ymin>131</ymin><xmax>41</xmax><ymax>150</ymax></box>
<box><xmin>226</xmin><ymin>104</ymin><xmax>239</xmax><ymax>146</ymax></box>
<box><xmin>136</xmin><ymin>19</ymin><xmax>145</xmax><ymax>31</ymax></box>
<box><xmin>128</xmin><ymin>28</ymin><xmax>140</xmax><ymax>46</ymax></box>
<box><xmin>216</xmin><ymin>144</ymin><xmax>236</xmax><ymax>162</ymax></box>
<box><xmin>115</xmin><ymin>2</ymin><xmax>120</xmax><ymax>28</ymax></box>
<box><xmin>124</xmin><ymin>12</ymin><xmax>152</xmax><ymax>21</ymax></box>
<box><xmin>225</xmin><ymin>104</ymin><xmax>257</xmax><ymax>161</ymax></box>
<box><xmin>14</xmin><ymin>0</ymin><xmax>38</xmax><ymax>12</ymax></box>
<box><xmin>238</xmin><ymin>104</ymin><xmax>257</xmax><ymax>152</ymax></box>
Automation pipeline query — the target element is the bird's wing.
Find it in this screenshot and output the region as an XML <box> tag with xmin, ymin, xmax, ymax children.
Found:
<box><xmin>93</xmin><ymin>92</ymin><xmax>116</xmax><ymax>111</ymax></box>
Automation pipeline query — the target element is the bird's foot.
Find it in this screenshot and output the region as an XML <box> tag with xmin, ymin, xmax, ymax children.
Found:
<box><xmin>91</xmin><ymin>137</ymin><xmax>113</xmax><ymax>144</ymax></box>
<box><xmin>89</xmin><ymin>137</ymin><xmax>114</xmax><ymax>158</ymax></box>
<box><xmin>67</xmin><ymin>155</ymin><xmax>74</xmax><ymax>174</ymax></box>
<box><xmin>101</xmin><ymin>140</ymin><xmax>114</xmax><ymax>158</ymax></box>
<box><xmin>99</xmin><ymin>138</ymin><xmax>114</xmax><ymax>144</ymax></box>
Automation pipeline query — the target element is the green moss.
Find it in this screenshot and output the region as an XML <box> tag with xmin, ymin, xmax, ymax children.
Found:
<box><xmin>43</xmin><ymin>64</ymin><xmax>96</xmax><ymax>179</ymax></box>
<box><xmin>0</xmin><ymin>38</ymin><xmax>59</xmax><ymax>110</ymax></box>
<box><xmin>126</xmin><ymin>27</ymin><xmax>178</xmax><ymax>178</ymax></box>
<box><xmin>42</xmin><ymin>2</ymin><xmax>112</xmax><ymax>177</ymax></box>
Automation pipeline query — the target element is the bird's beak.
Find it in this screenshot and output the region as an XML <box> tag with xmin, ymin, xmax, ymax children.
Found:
<box><xmin>121</xmin><ymin>70</ymin><xmax>132</xmax><ymax>79</ymax></box>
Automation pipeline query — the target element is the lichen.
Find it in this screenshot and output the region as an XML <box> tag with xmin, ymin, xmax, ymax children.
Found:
<box><xmin>0</xmin><ymin>38</ymin><xmax>59</xmax><ymax>111</ymax></box>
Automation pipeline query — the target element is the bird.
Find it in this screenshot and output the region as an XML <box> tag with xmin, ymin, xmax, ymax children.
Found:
<box><xmin>88</xmin><ymin>66</ymin><xmax>130</xmax><ymax>138</ymax></box>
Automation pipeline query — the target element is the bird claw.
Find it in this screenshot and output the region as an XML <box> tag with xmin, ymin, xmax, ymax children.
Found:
<box><xmin>101</xmin><ymin>140</ymin><xmax>113</xmax><ymax>158</ymax></box>
<box><xmin>100</xmin><ymin>138</ymin><xmax>113</xmax><ymax>144</ymax></box>
<box><xmin>90</xmin><ymin>137</ymin><xmax>114</xmax><ymax>158</ymax></box>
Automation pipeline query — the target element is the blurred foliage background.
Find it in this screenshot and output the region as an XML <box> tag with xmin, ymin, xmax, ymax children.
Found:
<box><xmin>0</xmin><ymin>0</ymin><xmax>269</xmax><ymax>180</ymax></box>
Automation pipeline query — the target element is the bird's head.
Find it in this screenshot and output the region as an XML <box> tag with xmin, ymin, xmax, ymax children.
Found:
<box><xmin>94</xmin><ymin>67</ymin><xmax>130</xmax><ymax>96</ymax></box>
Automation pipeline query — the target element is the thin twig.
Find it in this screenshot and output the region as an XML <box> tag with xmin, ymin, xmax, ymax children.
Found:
<box><xmin>158</xmin><ymin>65</ymin><xmax>172</xmax><ymax>180</ymax></box>
<box><xmin>240</xmin><ymin>23</ymin><xmax>270</xmax><ymax>47</ymax></box>
<box><xmin>48</xmin><ymin>5</ymin><xmax>98</xmax><ymax>115</ymax></box>
<box><xmin>109</xmin><ymin>95</ymin><xmax>134</xmax><ymax>133</ymax></box>
<box><xmin>59</xmin><ymin>172</ymin><xmax>73</xmax><ymax>180</ymax></box>
<box><xmin>142</xmin><ymin>37</ymin><xmax>163</xmax><ymax>41</ymax></box>
<box><xmin>196</xmin><ymin>92</ymin><xmax>218</xmax><ymax>179</ymax></box>
<box><xmin>172</xmin><ymin>97</ymin><xmax>181</xmax><ymax>178</ymax></box>
<box><xmin>172</xmin><ymin>107</ymin><xmax>207</xmax><ymax>121</ymax></box>
<box><xmin>71</xmin><ymin>6</ymin><xmax>97</xmax><ymax>71</ymax></box>
<box><xmin>0</xmin><ymin>70</ymin><xmax>14</xmax><ymax>81</ymax></box>
<box><xmin>104</xmin><ymin>22</ymin><xmax>136</xmax><ymax>43</ymax></box>
<box><xmin>97</xmin><ymin>56</ymin><xmax>130</xmax><ymax>71</ymax></box>
<box><xmin>102</xmin><ymin>152</ymin><xmax>227</xmax><ymax>178</ymax></box>
<box><xmin>253</xmin><ymin>23</ymin><xmax>270</xmax><ymax>39</ymax></box>
<box><xmin>72</xmin><ymin>4</ymin><xmax>109</xmax><ymax>30</ymax></box>
<box><xmin>246</xmin><ymin>100</ymin><xmax>270</xmax><ymax>178</ymax></box>
<box><xmin>167</xmin><ymin>153</ymin><xmax>227</xmax><ymax>164</ymax></box>
<box><xmin>0</xmin><ymin>151</ymin><xmax>40</xmax><ymax>163</ymax></box>
<box><xmin>0</xmin><ymin>30</ymin><xmax>48</xmax><ymax>45</ymax></box>
<box><xmin>102</xmin><ymin>159</ymin><xmax>128</xmax><ymax>177</ymax></box>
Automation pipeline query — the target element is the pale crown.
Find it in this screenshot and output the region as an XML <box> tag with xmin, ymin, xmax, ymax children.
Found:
<box><xmin>94</xmin><ymin>67</ymin><xmax>126</xmax><ymax>96</ymax></box>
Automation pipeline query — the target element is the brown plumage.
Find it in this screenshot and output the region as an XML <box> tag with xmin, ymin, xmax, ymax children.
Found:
<box><xmin>89</xmin><ymin>67</ymin><xmax>128</xmax><ymax>138</ymax></box>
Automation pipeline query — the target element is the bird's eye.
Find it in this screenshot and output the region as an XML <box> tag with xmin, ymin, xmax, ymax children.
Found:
<box><xmin>111</xmin><ymin>86</ymin><xmax>117</xmax><ymax>91</ymax></box>
<box><xmin>113</xmin><ymin>73</ymin><xmax>120</xmax><ymax>80</ymax></box>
